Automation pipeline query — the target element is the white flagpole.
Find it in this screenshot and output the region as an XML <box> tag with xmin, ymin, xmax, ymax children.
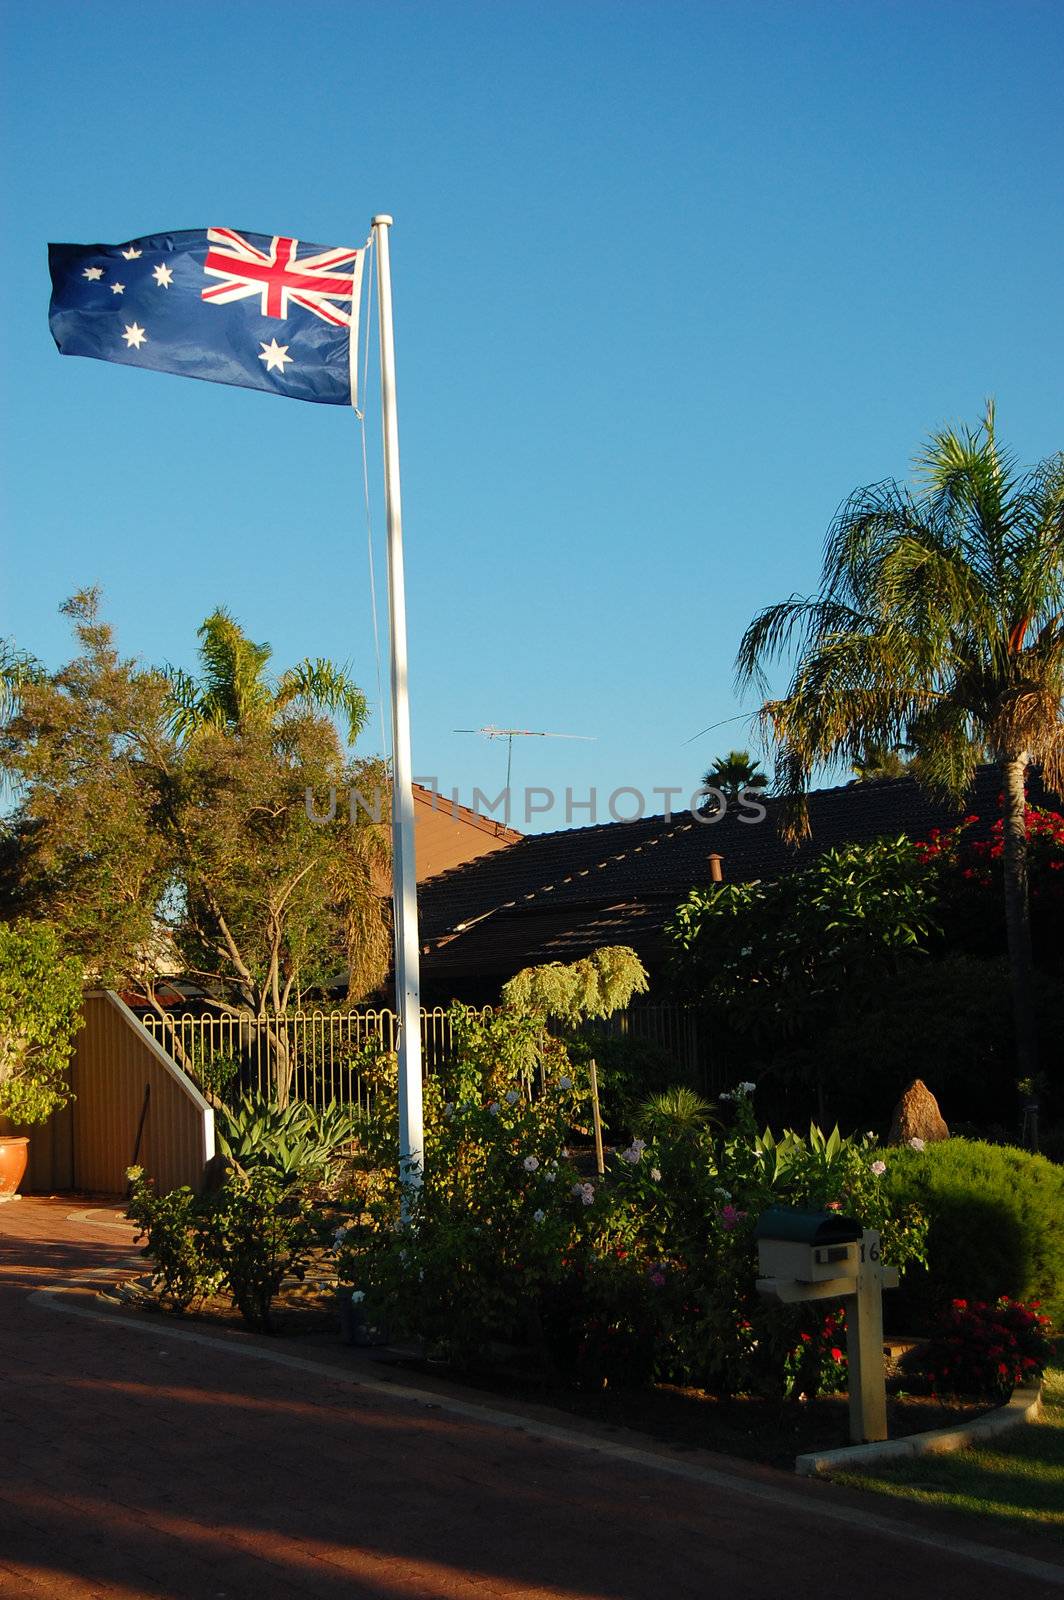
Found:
<box><xmin>372</xmin><ymin>213</ymin><xmax>424</xmax><ymax>1190</ymax></box>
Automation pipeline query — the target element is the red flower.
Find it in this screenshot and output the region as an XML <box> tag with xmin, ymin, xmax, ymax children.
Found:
<box><xmin>830</xmin><ymin>1347</ymin><xmax>844</xmax><ymax>1363</ymax></box>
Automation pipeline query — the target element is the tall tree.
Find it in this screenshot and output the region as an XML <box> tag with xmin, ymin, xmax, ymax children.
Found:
<box><xmin>701</xmin><ymin>749</ymin><xmax>769</xmax><ymax>801</ymax></box>
<box><xmin>1</xmin><ymin>595</ymin><xmax>392</xmax><ymax>1101</ymax></box>
<box><xmin>736</xmin><ymin>407</ymin><xmax>1064</xmax><ymax>1137</ymax></box>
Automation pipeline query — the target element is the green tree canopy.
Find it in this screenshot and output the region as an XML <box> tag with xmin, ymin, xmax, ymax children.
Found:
<box><xmin>736</xmin><ymin>406</ymin><xmax>1064</xmax><ymax>1129</ymax></box>
<box><xmin>701</xmin><ymin>749</ymin><xmax>768</xmax><ymax>800</ymax></box>
<box><xmin>1</xmin><ymin>594</ymin><xmax>391</xmax><ymax>1100</ymax></box>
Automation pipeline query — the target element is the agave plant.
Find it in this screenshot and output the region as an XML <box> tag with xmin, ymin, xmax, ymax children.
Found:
<box><xmin>215</xmin><ymin>1093</ymin><xmax>360</xmax><ymax>1183</ymax></box>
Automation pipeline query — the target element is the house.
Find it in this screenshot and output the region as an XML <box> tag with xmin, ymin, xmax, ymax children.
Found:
<box><xmin>415</xmin><ymin>765</ymin><xmax>1055</xmax><ymax>1004</ymax></box>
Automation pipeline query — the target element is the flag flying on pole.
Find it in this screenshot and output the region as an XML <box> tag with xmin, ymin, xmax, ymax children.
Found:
<box><xmin>48</xmin><ymin>229</ymin><xmax>366</xmax><ymax>406</ymax></box>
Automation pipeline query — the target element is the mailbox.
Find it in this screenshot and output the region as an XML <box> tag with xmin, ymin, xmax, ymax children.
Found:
<box><xmin>755</xmin><ymin>1207</ymin><xmax>863</xmax><ymax>1289</ymax></box>
<box><xmin>753</xmin><ymin>1207</ymin><xmax>899</xmax><ymax>1446</ymax></box>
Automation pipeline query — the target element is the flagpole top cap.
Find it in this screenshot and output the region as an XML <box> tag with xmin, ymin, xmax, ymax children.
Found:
<box><xmin>372</xmin><ymin>214</ymin><xmax>394</xmax><ymax>227</ymax></box>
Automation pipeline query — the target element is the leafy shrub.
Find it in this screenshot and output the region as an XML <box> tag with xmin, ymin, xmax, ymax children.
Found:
<box><xmin>503</xmin><ymin>947</ymin><xmax>649</xmax><ymax>1026</ymax></box>
<box><xmin>128</xmin><ymin>1117</ymin><xmax>333</xmax><ymax>1332</ymax></box>
<box><xmin>339</xmin><ymin>1013</ymin><xmax>589</xmax><ymax>1363</ymax></box>
<box><xmin>880</xmin><ymin>1138</ymin><xmax>1064</xmax><ymax>1328</ymax></box>
<box><xmin>0</xmin><ymin>920</ymin><xmax>83</xmax><ymax>1125</ymax></box>
<box><xmin>199</xmin><ymin>1164</ymin><xmax>327</xmax><ymax>1332</ymax></box>
<box><xmin>126</xmin><ymin>1168</ymin><xmax>221</xmax><ymax>1311</ymax></box>
<box><xmin>636</xmin><ymin>1085</ymin><xmax>716</xmax><ymax>1141</ymax></box>
<box><xmin>911</xmin><ymin>1296</ymin><xmax>1056</xmax><ymax>1399</ymax></box>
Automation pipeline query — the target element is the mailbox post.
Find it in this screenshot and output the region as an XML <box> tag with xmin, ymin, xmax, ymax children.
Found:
<box><xmin>754</xmin><ymin>1208</ymin><xmax>898</xmax><ymax>1444</ymax></box>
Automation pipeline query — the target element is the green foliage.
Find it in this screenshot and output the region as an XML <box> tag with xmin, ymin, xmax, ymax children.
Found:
<box><xmin>339</xmin><ymin>1010</ymin><xmax>588</xmax><ymax>1363</ymax></box>
<box><xmin>127</xmin><ymin>1131</ymin><xmax>332</xmax><ymax>1332</ymax></box>
<box><xmin>736</xmin><ymin>406</ymin><xmax>1064</xmax><ymax>816</ymax></box>
<box><xmin>339</xmin><ymin>1037</ymin><xmax>928</xmax><ymax>1398</ymax></box>
<box><xmin>199</xmin><ymin>1164</ymin><xmax>327</xmax><ymax>1333</ymax></box>
<box><xmin>565</xmin><ymin>1031</ymin><xmax>689</xmax><ymax>1134</ymax></box>
<box><xmin>0</xmin><ymin>920</ymin><xmax>83</xmax><ymax>1125</ymax></box>
<box><xmin>668</xmin><ymin>839</ymin><xmax>939</xmax><ymax>1111</ymax></box>
<box><xmin>636</xmin><ymin>1086</ymin><xmax>717</xmax><ymax>1141</ymax></box>
<box><xmin>912</xmin><ymin>1296</ymin><xmax>1056</xmax><ymax>1400</ymax></box>
<box><xmin>1</xmin><ymin>595</ymin><xmax>392</xmax><ymax>1081</ymax></box>
<box><xmin>701</xmin><ymin>750</ymin><xmax>768</xmax><ymax>800</ymax></box>
<box><xmin>880</xmin><ymin>1139</ymin><xmax>1064</xmax><ymax>1329</ymax></box>
<box><xmin>503</xmin><ymin>947</ymin><xmax>649</xmax><ymax>1026</ymax></box>
<box><xmin>215</xmin><ymin>1093</ymin><xmax>359</xmax><ymax>1186</ymax></box>
<box><xmin>126</xmin><ymin>1169</ymin><xmax>222</xmax><ymax>1312</ymax></box>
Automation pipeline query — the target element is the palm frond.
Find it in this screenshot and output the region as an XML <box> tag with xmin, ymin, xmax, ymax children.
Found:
<box><xmin>0</xmin><ymin>642</ymin><xmax>47</xmax><ymax>719</ymax></box>
<box><xmin>275</xmin><ymin>659</ymin><xmax>369</xmax><ymax>743</ymax></box>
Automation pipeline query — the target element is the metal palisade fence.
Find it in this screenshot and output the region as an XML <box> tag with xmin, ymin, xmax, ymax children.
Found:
<box><xmin>141</xmin><ymin>1002</ymin><xmax>713</xmax><ymax>1110</ymax></box>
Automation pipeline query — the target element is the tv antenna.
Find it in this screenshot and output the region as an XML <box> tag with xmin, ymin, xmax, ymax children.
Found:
<box><xmin>454</xmin><ymin>724</ymin><xmax>596</xmax><ymax>789</ymax></box>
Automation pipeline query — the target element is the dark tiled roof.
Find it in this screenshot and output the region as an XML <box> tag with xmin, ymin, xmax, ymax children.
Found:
<box><xmin>417</xmin><ymin>766</ymin><xmax>1055</xmax><ymax>991</ymax></box>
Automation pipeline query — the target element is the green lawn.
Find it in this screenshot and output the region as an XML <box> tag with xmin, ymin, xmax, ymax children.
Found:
<box><xmin>834</xmin><ymin>1369</ymin><xmax>1064</xmax><ymax>1531</ymax></box>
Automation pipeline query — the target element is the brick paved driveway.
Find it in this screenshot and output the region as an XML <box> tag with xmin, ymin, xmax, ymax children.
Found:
<box><xmin>1</xmin><ymin>1197</ymin><xmax>1061</xmax><ymax>1600</ymax></box>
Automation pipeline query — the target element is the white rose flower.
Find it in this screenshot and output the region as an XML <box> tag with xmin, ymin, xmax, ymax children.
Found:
<box><xmin>505</xmin><ymin>1089</ymin><xmax>519</xmax><ymax>1105</ymax></box>
<box><xmin>523</xmin><ymin>1155</ymin><xmax>539</xmax><ymax>1172</ymax></box>
<box><xmin>908</xmin><ymin>1136</ymin><xmax>926</xmax><ymax>1152</ymax></box>
<box><xmin>350</xmin><ymin>1289</ymin><xmax>366</xmax><ymax>1304</ymax></box>
<box><xmin>650</xmin><ymin>1167</ymin><xmax>662</xmax><ymax>1182</ymax></box>
<box><xmin>543</xmin><ymin>1170</ymin><xmax>557</xmax><ymax>1183</ymax></box>
<box><xmin>533</xmin><ymin>1209</ymin><xmax>545</xmax><ymax>1224</ymax></box>
<box><xmin>558</xmin><ymin>1075</ymin><xmax>572</xmax><ymax>1090</ymax></box>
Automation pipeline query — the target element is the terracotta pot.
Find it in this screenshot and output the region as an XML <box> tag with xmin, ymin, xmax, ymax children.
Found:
<box><xmin>0</xmin><ymin>1136</ymin><xmax>29</xmax><ymax>1200</ymax></box>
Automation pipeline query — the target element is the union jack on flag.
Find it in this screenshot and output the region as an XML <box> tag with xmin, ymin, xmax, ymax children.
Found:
<box><xmin>202</xmin><ymin>228</ymin><xmax>360</xmax><ymax>327</ymax></box>
<box><xmin>48</xmin><ymin>226</ymin><xmax>368</xmax><ymax>406</ymax></box>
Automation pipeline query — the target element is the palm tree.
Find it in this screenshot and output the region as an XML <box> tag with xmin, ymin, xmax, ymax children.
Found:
<box><xmin>736</xmin><ymin>406</ymin><xmax>1064</xmax><ymax>1139</ymax></box>
<box><xmin>165</xmin><ymin>608</ymin><xmax>368</xmax><ymax>744</ymax></box>
<box><xmin>702</xmin><ymin>749</ymin><xmax>769</xmax><ymax>801</ymax></box>
<box><xmin>849</xmin><ymin>742</ymin><xmax>914</xmax><ymax>782</ymax></box>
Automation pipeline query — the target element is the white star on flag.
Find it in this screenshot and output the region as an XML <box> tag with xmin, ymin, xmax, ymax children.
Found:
<box><xmin>121</xmin><ymin>247</ymin><xmax>143</xmax><ymax>260</ymax></box>
<box><xmin>123</xmin><ymin>323</ymin><xmax>148</xmax><ymax>349</ymax></box>
<box><xmin>111</xmin><ymin>283</ymin><xmax>125</xmax><ymax>295</ymax></box>
<box><xmin>83</xmin><ymin>267</ymin><xmax>104</xmax><ymax>281</ymax></box>
<box><xmin>152</xmin><ymin>264</ymin><xmax>174</xmax><ymax>288</ymax></box>
<box><xmin>258</xmin><ymin>338</ymin><xmax>293</xmax><ymax>374</ymax></box>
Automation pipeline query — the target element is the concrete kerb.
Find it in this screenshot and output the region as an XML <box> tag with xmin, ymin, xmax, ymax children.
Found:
<box><xmin>795</xmin><ymin>1382</ymin><xmax>1046</xmax><ymax>1476</ymax></box>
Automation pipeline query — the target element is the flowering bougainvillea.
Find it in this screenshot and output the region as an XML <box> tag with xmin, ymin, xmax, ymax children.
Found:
<box><xmin>916</xmin><ymin>805</ymin><xmax>1064</xmax><ymax>960</ymax></box>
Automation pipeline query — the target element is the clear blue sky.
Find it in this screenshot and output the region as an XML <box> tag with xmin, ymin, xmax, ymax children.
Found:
<box><xmin>2</xmin><ymin>1</ymin><xmax>1061</xmax><ymax>831</ymax></box>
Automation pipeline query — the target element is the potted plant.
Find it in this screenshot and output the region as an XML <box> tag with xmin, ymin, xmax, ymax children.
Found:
<box><xmin>0</xmin><ymin>922</ymin><xmax>82</xmax><ymax>1199</ymax></box>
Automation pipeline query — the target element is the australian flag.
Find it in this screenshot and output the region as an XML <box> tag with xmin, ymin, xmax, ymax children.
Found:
<box><xmin>48</xmin><ymin>228</ymin><xmax>366</xmax><ymax>407</ymax></box>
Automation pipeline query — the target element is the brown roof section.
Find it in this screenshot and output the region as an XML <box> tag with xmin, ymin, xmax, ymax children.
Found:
<box><xmin>412</xmin><ymin>782</ymin><xmax>523</xmax><ymax>881</ymax></box>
